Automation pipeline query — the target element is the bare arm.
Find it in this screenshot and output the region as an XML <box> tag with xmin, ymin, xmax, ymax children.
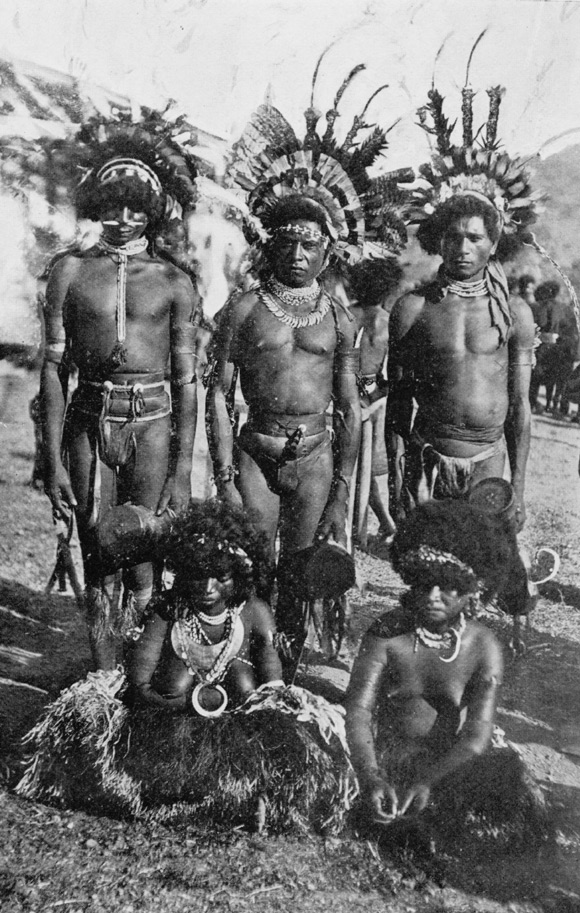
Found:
<box><xmin>157</xmin><ymin>270</ymin><xmax>199</xmax><ymax>514</ymax></box>
<box><xmin>399</xmin><ymin>629</ymin><xmax>503</xmax><ymax>816</ymax></box>
<box><xmin>345</xmin><ymin>633</ymin><xmax>398</xmax><ymax>819</ymax></box>
<box><xmin>205</xmin><ymin>292</ymin><xmax>245</xmax><ymax>507</ymax></box>
<box><xmin>386</xmin><ymin>294</ymin><xmax>422</xmax><ymax>524</ymax></box>
<box><xmin>318</xmin><ymin>306</ymin><xmax>361</xmax><ymax>546</ymax></box>
<box><xmin>505</xmin><ymin>298</ymin><xmax>535</xmax><ymax>532</ymax></box>
<box><xmin>127</xmin><ymin>612</ymin><xmax>188</xmax><ymax>711</ymax></box>
<box><xmin>40</xmin><ymin>256</ymin><xmax>78</xmax><ymax>519</ymax></box>
<box><xmin>246</xmin><ymin>598</ymin><xmax>284</xmax><ymax>684</ymax></box>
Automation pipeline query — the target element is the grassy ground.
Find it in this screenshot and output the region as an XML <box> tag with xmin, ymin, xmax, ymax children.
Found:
<box><xmin>2</xmin><ymin>367</ymin><xmax>580</xmax><ymax>912</ymax></box>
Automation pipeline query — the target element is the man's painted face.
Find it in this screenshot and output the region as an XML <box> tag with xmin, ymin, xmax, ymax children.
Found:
<box><xmin>100</xmin><ymin>206</ymin><xmax>149</xmax><ymax>245</ymax></box>
<box><xmin>440</xmin><ymin>215</ymin><xmax>497</xmax><ymax>282</ymax></box>
<box><xmin>271</xmin><ymin>219</ymin><xmax>329</xmax><ymax>288</ymax></box>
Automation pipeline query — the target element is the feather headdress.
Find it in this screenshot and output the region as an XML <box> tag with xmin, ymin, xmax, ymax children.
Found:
<box><xmin>412</xmin><ymin>33</ymin><xmax>580</xmax><ymax>331</ymax></box>
<box><xmin>412</xmin><ymin>31</ymin><xmax>543</xmax><ymax>256</ymax></box>
<box><xmin>75</xmin><ymin>107</ymin><xmax>199</xmax><ymax>222</ymax></box>
<box><xmin>227</xmin><ymin>56</ymin><xmax>414</xmax><ymax>263</ymax></box>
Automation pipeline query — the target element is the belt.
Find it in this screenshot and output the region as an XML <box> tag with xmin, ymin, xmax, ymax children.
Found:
<box><xmin>72</xmin><ymin>375</ymin><xmax>169</xmax><ymax>422</ymax></box>
<box><xmin>245</xmin><ymin>411</ymin><xmax>328</xmax><ymax>437</ymax></box>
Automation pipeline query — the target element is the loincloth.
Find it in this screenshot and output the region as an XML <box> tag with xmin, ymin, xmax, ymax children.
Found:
<box><xmin>238</xmin><ymin>421</ymin><xmax>332</xmax><ymax>495</ymax></box>
<box><xmin>404</xmin><ymin>429</ymin><xmax>506</xmax><ymax>504</ymax></box>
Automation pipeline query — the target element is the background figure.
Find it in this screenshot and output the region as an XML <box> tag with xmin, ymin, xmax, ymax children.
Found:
<box><xmin>529</xmin><ymin>280</ymin><xmax>560</xmax><ymax>413</ymax></box>
<box><xmin>348</xmin><ymin>259</ymin><xmax>402</xmax><ymax>549</ymax></box>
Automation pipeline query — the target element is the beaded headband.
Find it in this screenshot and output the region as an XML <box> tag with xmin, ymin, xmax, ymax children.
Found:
<box><xmin>273</xmin><ymin>224</ymin><xmax>330</xmax><ymax>246</ymax></box>
<box><xmin>96</xmin><ymin>157</ymin><xmax>163</xmax><ymax>195</ymax></box>
<box><xmin>397</xmin><ymin>545</ymin><xmax>480</xmax><ymax>593</ymax></box>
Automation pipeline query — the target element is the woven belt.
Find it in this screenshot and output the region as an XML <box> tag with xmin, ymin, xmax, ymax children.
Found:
<box><xmin>245</xmin><ymin>411</ymin><xmax>328</xmax><ymax>437</ymax></box>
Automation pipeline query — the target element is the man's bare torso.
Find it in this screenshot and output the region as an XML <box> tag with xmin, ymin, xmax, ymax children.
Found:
<box><xmin>62</xmin><ymin>250</ymin><xmax>181</xmax><ymax>375</ymax></box>
<box><xmin>231</xmin><ymin>289</ymin><xmax>340</xmax><ymax>416</ymax></box>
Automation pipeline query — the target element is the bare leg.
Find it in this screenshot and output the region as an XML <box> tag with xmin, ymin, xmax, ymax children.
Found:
<box><xmin>369</xmin><ymin>476</ymin><xmax>396</xmax><ymax>536</ymax></box>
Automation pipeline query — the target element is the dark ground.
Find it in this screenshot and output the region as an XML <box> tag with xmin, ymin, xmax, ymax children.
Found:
<box><xmin>2</xmin><ymin>366</ymin><xmax>580</xmax><ymax>912</ymax></box>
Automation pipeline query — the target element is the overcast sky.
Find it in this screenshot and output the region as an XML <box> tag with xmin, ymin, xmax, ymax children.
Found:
<box><xmin>1</xmin><ymin>0</ymin><xmax>580</xmax><ymax>169</ymax></box>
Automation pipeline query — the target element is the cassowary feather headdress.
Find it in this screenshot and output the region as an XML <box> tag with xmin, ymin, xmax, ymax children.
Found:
<box><xmin>413</xmin><ymin>31</ymin><xmax>580</xmax><ymax>330</ymax></box>
<box><xmin>227</xmin><ymin>49</ymin><xmax>414</xmax><ymax>264</ymax></box>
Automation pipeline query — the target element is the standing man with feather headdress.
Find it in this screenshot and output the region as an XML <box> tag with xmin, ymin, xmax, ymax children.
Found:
<box><xmin>41</xmin><ymin>116</ymin><xmax>200</xmax><ymax>670</ymax></box>
<box><xmin>387</xmin><ymin>63</ymin><xmax>540</xmax><ymax>535</ymax></box>
<box><xmin>207</xmin><ymin>60</ymin><xmax>412</xmax><ymax>678</ymax></box>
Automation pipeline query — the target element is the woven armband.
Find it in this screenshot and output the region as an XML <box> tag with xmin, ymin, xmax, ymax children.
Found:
<box><xmin>511</xmin><ymin>347</ymin><xmax>535</xmax><ymax>367</ymax></box>
<box><xmin>45</xmin><ymin>341</ymin><xmax>66</xmax><ymax>365</ymax></box>
<box><xmin>334</xmin><ymin>348</ymin><xmax>360</xmax><ymax>375</ymax></box>
<box><xmin>172</xmin><ymin>324</ymin><xmax>198</xmax><ymax>356</ymax></box>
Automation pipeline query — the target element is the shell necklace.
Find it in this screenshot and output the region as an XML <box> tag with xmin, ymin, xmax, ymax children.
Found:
<box><xmin>172</xmin><ymin>603</ymin><xmax>244</xmax><ymax>717</ymax></box>
<box><xmin>258</xmin><ymin>284</ymin><xmax>331</xmax><ymax>329</ymax></box>
<box><xmin>266</xmin><ymin>276</ymin><xmax>320</xmax><ymax>306</ymax></box>
<box><xmin>413</xmin><ymin>612</ymin><xmax>466</xmax><ymax>663</ymax></box>
<box><xmin>98</xmin><ymin>236</ymin><xmax>148</xmax><ymax>353</ymax></box>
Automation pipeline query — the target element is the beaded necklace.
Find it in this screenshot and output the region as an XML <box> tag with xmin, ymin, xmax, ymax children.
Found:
<box><xmin>266</xmin><ymin>276</ymin><xmax>320</xmax><ymax>306</ymax></box>
<box><xmin>413</xmin><ymin>612</ymin><xmax>466</xmax><ymax>663</ymax></box>
<box><xmin>444</xmin><ymin>275</ymin><xmax>488</xmax><ymax>298</ymax></box>
<box><xmin>258</xmin><ymin>285</ymin><xmax>331</xmax><ymax>329</ymax></box>
<box><xmin>98</xmin><ymin>236</ymin><xmax>148</xmax><ymax>358</ymax></box>
<box><xmin>172</xmin><ymin>603</ymin><xmax>244</xmax><ymax>717</ymax></box>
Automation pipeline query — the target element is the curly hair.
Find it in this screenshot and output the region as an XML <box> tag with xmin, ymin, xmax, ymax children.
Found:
<box><xmin>416</xmin><ymin>194</ymin><xmax>502</xmax><ymax>257</ymax></box>
<box><xmin>348</xmin><ymin>258</ymin><xmax>403</xmax><ymax>307</ymax></box>
<box><xmin>163</xmin><ymin>499</ymin><xmax>273</xmax><ymax>606</ymax></box>
<box><xmin>391</xmin><ymin>500</ymin><xmax>516</xmax><ymax>599</ymax></box>
<box><xmin>535</xmin><ymin>280</ymin><xmax>560</xmax><ymax>303</ymax></box>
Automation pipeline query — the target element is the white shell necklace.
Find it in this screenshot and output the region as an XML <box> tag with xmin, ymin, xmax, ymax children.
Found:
<box><xmin>266</xmin><ymin>276</ymin><xmax>320</xmax><ymax>306</ymax></box>
<box><xmin>413</xmin><ymin>612</ymin><xmax>466</xmax><ymax>663</ymax></box>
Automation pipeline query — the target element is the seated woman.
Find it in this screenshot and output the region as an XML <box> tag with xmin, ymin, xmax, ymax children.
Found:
<box><xmin>345</xmin><ymin>500</ymin><xmax>551</xmax><ymax>854</ymax></box>
<box><xmin>127</xmin><ymin>498</ymin><xmax>282</xmax><ymax>715</ymax></box>
<box><xmin>18</xmin><ymin>500</ymin><xmax>355</xmax><ymax>833</ymax></box>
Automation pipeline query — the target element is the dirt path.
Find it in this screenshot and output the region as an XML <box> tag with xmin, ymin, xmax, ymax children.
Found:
<box><xmin>2</xmin><ymin>368</ymin><xmax>580</xmax><ymax>912</ymax></box>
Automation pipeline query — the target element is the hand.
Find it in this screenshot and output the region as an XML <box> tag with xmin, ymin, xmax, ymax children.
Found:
<box><xmin>217</xmin><ymin>479</ymin><xmax>243</xmax><ymax>509</ymax></box>
<box><xmin>45</xmin><ymin>462</ymin><xmax>77</xmax><ymax>520</ymax></box>
<box><xmin>366</xmin><ymin>780</ymin><xmax>398</xmax><ymax>823</ymax></box>
<box><xmin>514</xmin><ymin>496</ymin><xmax>526</xmax><ymax>532</ymax></box>
<box><xmin>156</xmin><ymin>469</ymin><xmax>191</xmax><ymax>516</ymax></box>
<box><xmin>399</xmin><ymin>782</ymin><xmax>431</xmax><ymax>817</ymax></box>
<box><xmin>316</xmin><ymin>497</ymin><xmax>347</xmax><ymax>548</ymax></box>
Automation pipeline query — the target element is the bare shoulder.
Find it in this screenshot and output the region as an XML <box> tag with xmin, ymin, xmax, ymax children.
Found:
<box><xmin>389</xmin><ymin>289</ymin><xmax>426</xmax><ymax>339</ymax></box>
<box><xmin>509</xmin><ymin>294</ymin><xmax>536</xmax><ymax>347</ymax></box>
<box><xmin>242</xmin><ymin>595</ymin><xmax>276</xmax><ymax>629</ymax></box>
<box><xmin>467</xmin><ymin>620</ymin><xmax>503</xmax><ymax>671</ymax></box>
<box><xmin>220</xmin><ymin>286</ymin><xmax>261</xmax><ymax>330</ymax></box>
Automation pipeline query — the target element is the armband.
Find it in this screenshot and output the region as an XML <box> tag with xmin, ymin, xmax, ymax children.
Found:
<box><xmin>172</xmin><ymin>324</ymin><xmax>199</xmax><ymax>386</ymax></box>
<box><xmin>334</xmin><ymin>348</ymin><xmax>360</xmax><ymax>375</ymax></box>
<box><xmin>511</xmin><ymin>347</ymin><xmax>535</xmax><ymax>367</ymax></box>
<box><xmin>172</xmin><ymin>324</ymin><xmax>198</xmax><ymax>355</ymax></box>
<box><xmin>45</xmin><ymin>341</ymin><xmax>66</xmax><ymax>365</ymax></box>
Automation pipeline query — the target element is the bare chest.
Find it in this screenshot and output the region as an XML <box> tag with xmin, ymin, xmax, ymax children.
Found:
<box><xmin>67</xmin><ymin>259</ymin><xmax>171</xmax><ymax>326</ymax></box>
<box><xmin>420</xmin><ymin>298</ymin><xmax>506</xmax><ymax>358</ymax></box>
<box><xmin>237</xmin><ymin>306</ymin><xmax>338</xmax><ymax>362</ymax></box>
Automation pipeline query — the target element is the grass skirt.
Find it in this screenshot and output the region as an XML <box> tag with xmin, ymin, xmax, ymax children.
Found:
<box><xmin>17</xmin><ymin>671</ymin><xmax>358</xmax><ymax>834</ymax></box>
